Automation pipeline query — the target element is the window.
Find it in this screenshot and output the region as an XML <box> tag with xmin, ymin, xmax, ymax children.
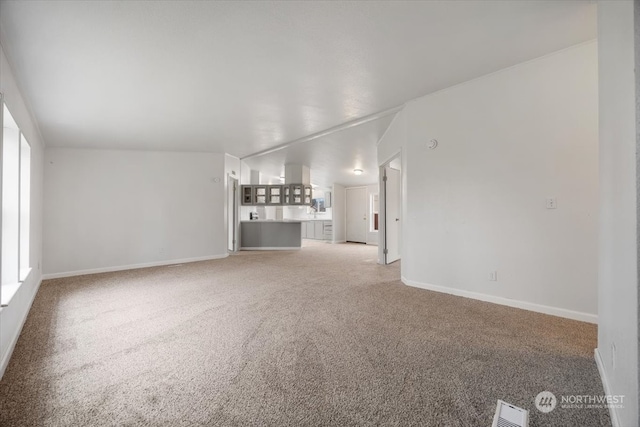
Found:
<box><xmin>370</xmin><ymin>193</ymin><xmax>379</xmax><ymax>232</ymax></box>
<box><xmin>20</xmin><ymin>136</ymin><xmax>31</xmax><ymax>278</ymax></box>
<box><xmin>1</xmin><ymin>103</ymin><xmax>31</xmax><ymax>306</ymax></box>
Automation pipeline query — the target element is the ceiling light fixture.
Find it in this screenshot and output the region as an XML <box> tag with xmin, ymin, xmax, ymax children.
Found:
<box><xmin>353</xmin><ymin>169</ymin><xmax>363</xmax><ymax>175</ymax></box>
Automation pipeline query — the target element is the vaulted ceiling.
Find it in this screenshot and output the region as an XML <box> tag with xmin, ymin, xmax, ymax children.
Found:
<box><xmin>0</xmin><ymin>0</ymin><xmax>596</xmax><ymax>186</ymax></box>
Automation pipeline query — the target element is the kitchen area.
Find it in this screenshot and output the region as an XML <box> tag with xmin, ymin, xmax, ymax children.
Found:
<box><xmin>239</xmin><ymin>164</ymin><xmax>335</xmax><ymax>250</ymax></box>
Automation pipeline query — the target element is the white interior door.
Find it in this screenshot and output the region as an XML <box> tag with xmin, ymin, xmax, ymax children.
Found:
<box><xmin>227</xmin><ymin>176</ymin><xmax>238</xmax><ymax>252</ymax></box>
<box><xmin>346</xmin><ymin>187</ymin><xmax>367</xmax><ymax>243</ymax></box>
<box><xmin>385</xmin><ymin>165</ymin><xmax>401</xmax><ymax>264</ymax></box>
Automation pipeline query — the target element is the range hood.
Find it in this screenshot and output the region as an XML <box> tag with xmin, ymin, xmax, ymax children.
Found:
<box><xmin>284</xmin><ymin>164</ymin><xmax>310</xmax><ymax>185</ymax></box>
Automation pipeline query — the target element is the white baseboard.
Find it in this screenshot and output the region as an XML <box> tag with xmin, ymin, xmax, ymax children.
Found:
<box><xmin>240</xmin><ymin>247</ymin><xmax>300</xmax><ymax>251</ymax></box>
<box><xmin>42</xmin><ymin>254</ymin><xmax>229</xmax><ymax>280</ymax></box>
<box><xmin>594</xmin><ymin>348</ymin><xmax>621</xmax><ymax>427</ymax></box>
<box><xmin>0</xmin><ymin>277</ymin><xmax>42</xmax><ymax>379</ymax></box>
<box><xmin>402</xmin><ymin>276</ymin><xmax>597</xmax><ymax>324</ymax></box>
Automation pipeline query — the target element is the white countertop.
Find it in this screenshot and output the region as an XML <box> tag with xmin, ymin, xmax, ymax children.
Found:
<box><xmin>241</xmin><ymin>220</ymin><xmax>303</xmax><ymax>223</ymax></box>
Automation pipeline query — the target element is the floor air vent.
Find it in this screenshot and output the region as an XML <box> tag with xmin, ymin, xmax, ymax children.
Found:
<box><xmin>492</xmin><ymin>400</ymin><xmax>529</xmax><ymax>427</ymax></box>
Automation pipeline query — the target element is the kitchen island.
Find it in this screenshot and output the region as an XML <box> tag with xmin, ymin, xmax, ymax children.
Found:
<box><xmin>240</xmin><ymin>220</ymin><xmax>302</xmax><ymax>250</ymax></box>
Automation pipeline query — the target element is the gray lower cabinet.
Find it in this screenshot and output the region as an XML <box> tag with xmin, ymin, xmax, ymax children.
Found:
<box><xmin>322</xmin><ymin>221</ymin><xmax>333</xmax><ymax>240</ymax></box>
<box><xmin>241</xmin><ymin>221</ymin><xmax>302</xmax><ymax>249</ymax></box>
<box><xmin>302</xmin><ymin>220</ymin><xmax>332</xmax><ymax>241</ymax></box>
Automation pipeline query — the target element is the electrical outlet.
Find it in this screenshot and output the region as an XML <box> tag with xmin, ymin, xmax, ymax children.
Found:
<box><xmin>489</xmin><ymin>271</ymin><xmax>498</xmax><ymax>281</ymax></box>
<box><xmin>546</xmin><ymin>198</ymin><xmax>557</xmax><ymax>209</ymax></box>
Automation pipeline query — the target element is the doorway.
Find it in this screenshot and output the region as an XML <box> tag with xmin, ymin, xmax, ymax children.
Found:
<box><xmin>227</xmin><ymin>175</ymin><xmax>238</xmax><ymax>252</ymax></box>
<box><xmin>346</xmin><ymin>186</ymin><xmax>368</xmax><ymax>243</ymax></box>
<box><xmin>381</xmin><ymin>155</ymin><xmax>401</xmax><ymax>264</ymax></box>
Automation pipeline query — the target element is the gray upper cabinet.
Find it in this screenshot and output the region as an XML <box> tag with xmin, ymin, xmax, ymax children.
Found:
<box><xmin>290</xmin><ymin>184</ymin><xmax>304</xmax><ymax>205</ymax></box>
<box><xmin>267</xmin><ymin>185</ymin><xmax>282</xmax><ymax>205</ymax></box>
<box><xmin>253</xmin><ymin>186</ymin><xmax>268</xmax><ymax>205</ymax></box>
<box><xmin>241</xmin><ymin>185</ymin><xmax>253</xmax><ymax>205</ymax></box>
<box><xmin>241</xmin><ymin>184</ymin><xmax>312</xmax><ymax>206</ymax></box>
<box><xmin>304</xmin><ymin>186</ymin><xmax>312</xmax><ymax>205</ymax></box>
<box><xmin>283</xmin><ymin>186</ymin><xmax>290</xmax><ymax>204</ymax></box>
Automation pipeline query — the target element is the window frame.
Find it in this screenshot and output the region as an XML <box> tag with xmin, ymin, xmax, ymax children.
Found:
<box><xmin>1</xmin><ymin>99</ymin><xmax>32</xmax><ymax>307</ymax></box>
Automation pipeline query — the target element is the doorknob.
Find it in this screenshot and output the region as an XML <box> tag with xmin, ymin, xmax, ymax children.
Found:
<box><xmin>395</xmin><ymin>218</ymin><xmax>400</xmax><ymax>221</ymax></box>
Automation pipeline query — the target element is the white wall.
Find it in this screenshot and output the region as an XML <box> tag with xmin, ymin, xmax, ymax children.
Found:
<box><xmin>0</xmin><ymin>42</ymin><xmax>45</xmax><ymax>377</ymax></box>
<box><xmin>43</xmin><ymin>148</ymin><xmax>228</xmax><ymax>277</ymax></box>
<box><xmin>225</xmin><ymin>154</ymin><xmax>240</xmax><ymax>185</ymax></box>
<box><xmin>331</xmin><ymin>184</ymin><xmax>346</xmax><ymax>243</ymax></box>
<box><xmin>378</xmin><ymin>111</ymin><xmax>406</xmax><ymax>168</ymax></box>
<box><xmin>240</xmin><ymin>160</ymin><xmax>251</xmax><ymax>186</ymax></box>
<box><xmin>596</xmin><ymin>2</ymin><xmax>638</xmax><ymax>426</ymax></box>
<box><xmin>378</xmin><ymin>41</ymin><xmax>599</xmax><ymax>322</ymax></box>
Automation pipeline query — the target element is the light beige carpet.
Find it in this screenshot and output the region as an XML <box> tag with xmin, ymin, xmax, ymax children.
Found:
<box><xmin>0</xmin><ymin>241</ymin><xmax>609</xmax><ymax>426</ymax></box>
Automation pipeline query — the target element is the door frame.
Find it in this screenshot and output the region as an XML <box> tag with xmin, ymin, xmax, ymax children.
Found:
<box><xmin>379</xmin><ymin>151</ymin><xmax>402</xmax><ymax>265</ymax></box>
<box><xmin>227</xmin><ymin>175</ymin><xmax>239</xmax><ymax>253</ymax></box>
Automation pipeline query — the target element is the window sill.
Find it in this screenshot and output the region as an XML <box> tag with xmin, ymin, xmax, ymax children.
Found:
<box><xmin>1</xmin><ymin>268</ymin><xmax>30</xmax><ymax>307</ymax></box>
<box><xmin>19</xmin><ymin>267</ymin><xmax>32</xmax><ymax>282</ymax></box>
<box><xmin>1</xmin><ymin>282</ymin><xmax>21</xmax><ymax>307</ymax></box>
<box><xmin>20</xmin><ymin>267</ymin><xmax>32</xmax><ymax>283</ymax></box>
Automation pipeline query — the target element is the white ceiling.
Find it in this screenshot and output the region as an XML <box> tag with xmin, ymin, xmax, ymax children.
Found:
<box><xmin>0</xmin><ymin>0</ymin><xmax>596</xmax><ymax>185</ymax></box>
<box><xmin>243</xmin><ymin>112</ymin><xmax>397</xmax><ymax>189</ymax></box>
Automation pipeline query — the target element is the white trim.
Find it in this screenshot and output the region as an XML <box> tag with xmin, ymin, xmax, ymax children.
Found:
<box><xmin>242</xmin><ymin>105</ymin><xmax>403</xmax><ymax>160</ymax></box>
<box><xmin>240</xmin><ymin>247</ymin><xmax>301</xmax><ymax>251</ymax></box>
<box><xmin>41</xmin><ymin>254</ymin><xmax>229</xmax><ymax>280</ymax></box>
<box><xmin>402</xmin><ymin>276</ymin><xmax>597</xmax><ymax>324</ymax></box>
<box><xmin>595</xmin><ymin>348</ymin><xmax>621</xmax><ymax>427</ymax></box>
<box><xmin>379</xmin><ymin>151</ymin><xmax>402</xmax><ymax>266</ymax></box>
<box><xmin>378</xmin><ymin>148</ymin><xmax>403</xmax><ymax>170</ymax></box>
<box><xmin>0</xmin><ymin>278</ymin><xmax>42</xmax><ymax>379</ymax></box>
